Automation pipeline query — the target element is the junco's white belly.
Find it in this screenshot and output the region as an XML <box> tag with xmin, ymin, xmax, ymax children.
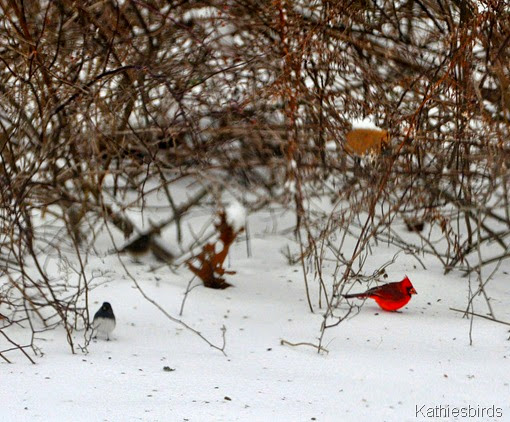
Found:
<box><xmin>93</xmin><ymin>317</ymin><xmax>116</xmax><ymax>335</ymax></box>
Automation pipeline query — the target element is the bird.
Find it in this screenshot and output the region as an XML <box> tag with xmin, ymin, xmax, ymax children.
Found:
<box><xmin>342</xmin><ymin>276</ymin><xmax>417</xmax><ymax>311</ymax></box>
<box><xmin>118</xmin><ymin>233</ymin><xmax>153</xmax><ymax>259</ymax></box>
<box><xmin>117</xmin><ymin>227</ymin><xmax>174</xmax><ymax>263</ymax></box>
<box><xmin>92</xmin><ymin>302</ymin><xmax>116</xmax><ymax>340</ymax></box>
<box><xmin>149</xmin><ymin>239</ymin><xmax>175</xmax><ymax>263</ymax></box>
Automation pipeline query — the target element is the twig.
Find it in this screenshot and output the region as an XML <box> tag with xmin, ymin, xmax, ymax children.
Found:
<box><xmin>244</xmin><ymin>218</ymin><xmax>252</xmax><ymax>258</ymax></box>
<box><xmin>0</xmin><ymin>329</ymin><xmax>36</xmax><ymax>364</ymax></box>
<box><xmin>118</xmin><ymin>258</ymin><xmax>227</xmax><ymax>355</ymax></box>
<box><xmin>280</xmin><ymin>339</ymin><xmax>329</xmax><ymax>354</ymax></box>
<box><xmin>179</xmin><ymin>275</ymin><xmax>199</xmax><ymax>316</ymax></box>
<box><xmin>296</xmin><ymin>229</ymin><xmax>314</xmax><ymax>313</ymax></box>
<box><xmin>449</xmin><ymin>308</ymin><xmax>510</xmax><ymax>327</ymax></box>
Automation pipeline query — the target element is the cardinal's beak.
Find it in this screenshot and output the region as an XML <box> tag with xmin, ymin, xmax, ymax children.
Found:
<box><xmin>410</xmin><ymin>287</ymin><xmax>417</xmax><ymax>295</ymax></box>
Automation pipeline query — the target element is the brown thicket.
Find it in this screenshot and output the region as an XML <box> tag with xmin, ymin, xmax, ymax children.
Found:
<box><xmin>0</xmin><ymin>1</ymin><xmax>509</xmax><ymax>360</ymax></box>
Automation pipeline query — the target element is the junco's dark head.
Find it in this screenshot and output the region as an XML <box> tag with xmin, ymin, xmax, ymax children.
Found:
<box><xmin>95</xmin><ymin>302</ymin><xmax>115</xmax><ymax>319</ymax></box>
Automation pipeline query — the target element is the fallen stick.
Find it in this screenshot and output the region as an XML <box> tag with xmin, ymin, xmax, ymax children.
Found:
<box><xmin>450</xmin><ymin>308</ymin><xmax>510</xmax><ymax>327</ymax></box>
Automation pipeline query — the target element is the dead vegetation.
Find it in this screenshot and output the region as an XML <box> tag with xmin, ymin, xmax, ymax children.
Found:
<box><xmin>0</xmin><ymin>1</ymin><xmax>509</xmax><ymax>360</ymax></box>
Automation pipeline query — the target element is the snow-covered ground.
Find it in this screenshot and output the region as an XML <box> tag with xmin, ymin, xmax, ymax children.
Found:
<box><xmin>1</xmin><ymin>187</ymin><xmax>510</xmax><ymax>422</ymax></box>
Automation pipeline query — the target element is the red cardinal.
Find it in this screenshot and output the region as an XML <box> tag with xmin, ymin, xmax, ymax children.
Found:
<box><xmin>343</xmin><ymin>276</ymin><xmax>417</xmax><ymax>311</ymax></box>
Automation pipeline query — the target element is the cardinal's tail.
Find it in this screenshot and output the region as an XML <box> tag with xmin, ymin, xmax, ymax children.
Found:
<box><xmin>342</xmin><ymin>293</ymin><xmax>367</xmax><ymax>299</ymax></box>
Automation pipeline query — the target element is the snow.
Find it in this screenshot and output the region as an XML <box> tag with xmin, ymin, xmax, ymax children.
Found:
<box><xmin>225</xmin><ymin>201</ymin><xmax>246</xmax><ymax>232</ymax></box>
<box><xmin>351</xmin><ymin>117</ymin><xmax>380</xmax><ymax>130</ymax></box>
<box><xmin>1</xmin><ymin>191</ymin><xmax>510</xmax><ymax>421</ymax></box>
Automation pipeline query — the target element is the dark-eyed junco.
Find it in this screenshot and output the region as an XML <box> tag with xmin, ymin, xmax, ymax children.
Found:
<box><xmin>92</xmin><ymin>302</ymin><xmax>116</xmax><ymax>340</ymax></box>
